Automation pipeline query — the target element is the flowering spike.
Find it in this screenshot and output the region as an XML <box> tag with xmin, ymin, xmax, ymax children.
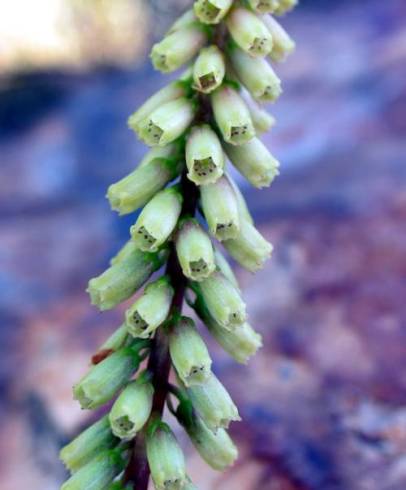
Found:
<box><xmin>263</xmin><ymin>14</ymin><xmax>296</xmax><ymax>61</ymax></box>
<box><xmin>211</xmin><ymin>86</ymin><xmax>255</xmax><ymax>145</ymax></box>
<box><xmin>107</xmin><ymin>155</ymin><xmax>183</xmax><ymax>215</ymax></box>
<box><xmin>109</xmin><ymin>379</ymin><xmax>154</xmax><ymax>439</ymax></box>
<box><xmin>248</xmin><ymin>0</ymin><xmax>279</xmax><ymax>14</ymax></box>
<box><xmin>196</xmin><ymin>271</ymin><xmax>246</xmax><ymax>329</ymax></box>
<box><xmin>176</xmin><ymin>218</ymin><xmax>216</xmax><ymax>281</ymax></box>
<box><xmin>60</xmin><ymin>415</ymin><xmax>117</xmax><ymax>473</ymax></box>
<box><xmin>130</xmin><ymin>187</ymin><xmax>183</xmax><ymax>252</ymax></box>
<box><xmin>194</xmin><ymin>0</ymin><xmax>233</xmax><ymax>24</ymax></box>
<box><xmin>226</xmin><ymin>7</ymin><xmax>273</xmax><ymax>57</ymax></box>
<box><xmin>229</xmin><ymin>44</ymin><xmax>282</xmax><ymax>102</ymax></box>
<box><xmin>193</xmin><ymin>45</ymin><xmax>226</xmax><ymax>94</ymax></box>
<box><xmin>151</xmin><ymin>24</ymin><xmax>208</xmax><ymax>73</ymax></box>
<box><xmin>224</xmin><ymin>137</ymin><xmax>280</xmax><ymax>188</ymax></box>
<box><xmin>223</xmin><ymin>218</ymin><xmax>273</xmax><ymax>272</ymax></box>
<box><xmin>146</xmin><ymin>421</ymin><xmax>188</xmax><ymax>490</ymax></box>
<box><xmin>186</xmin><ymin>373</ymin><xmax>240</xmax><ymax>431</ymax></box>
<box><xmin>61</xmin><ymin>450</ymin><xmax>126</xmax><ymax>490</ymax></box>
<box><xmin>137</xmin><ymin>97</ymin><xmax>196</xmax><ymax>147</ymax></box>
<box><xmin>177</xmin><ymin>404</ymin><xmax>238</xmax><ymax>470</ymax></box>
<box><xmin>87</xmin><ymin>245</ymin><xmax>167</xmax><ymax>311</ymax></box>
<box><xmin>73</xmin><ymin>347</ymin><xmax>140</xmax><ymax>410</ymax></box>
<box><xmin>186</xmin><ymin>124</ymin><xmax>224</xmax><ymax>185</ymax></box>
<box><xmin>169</xmin><ymin>316</ymin><xmax>212</xmax><ymax>386</ymax></box>
<box><xmin>125</xmin><ymin>276</ymin><xmax>174</xmax><ymax>338</ymax></box>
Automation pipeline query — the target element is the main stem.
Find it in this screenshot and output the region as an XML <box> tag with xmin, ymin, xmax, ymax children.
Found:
<box><xmin>125</xmin><ymin>172</ymin><xmax>199</xmax><ymax>489</ymax></box>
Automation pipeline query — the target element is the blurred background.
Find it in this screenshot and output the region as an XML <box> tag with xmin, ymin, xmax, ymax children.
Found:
<box><xmin>1</xmin><ymin>0</ymin><xmax>406</xmax><ymax>488</ymax></box>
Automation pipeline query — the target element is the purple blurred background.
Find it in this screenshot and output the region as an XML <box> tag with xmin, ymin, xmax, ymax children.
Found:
<box><xmin>1</xmin><ymin>0</ymin><xmax>406</xmax><ymax>488</ymax></box>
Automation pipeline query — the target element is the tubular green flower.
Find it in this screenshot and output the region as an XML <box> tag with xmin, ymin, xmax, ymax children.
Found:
<box><xmin>225</xmin><ymin>173</ymin><xmax>254</xmax><ymax>225</ymax></box>
<box><xmin>146</xmin><ymin>421</ymin><xmax>187</xmax><ymax>490</ymax></box>
<box><xmin>107</xmin><ymin>156</ymin><xmax>183</xmax><ymax>215</ymax></box>
<box><xmin>130</xmin><ymin>187</ymin><xmax>183</xmax><ymax>252</ymax></box>
<box><xmin>224</xmin><ymin>137</ymin><xmax>280</xmax><ymax>188</ymax></box>
<box><xmin>125</xmin><ymin>276</ymin><xmax>174</xmax><ymax>338</ymax></box>
<box><xmin>194</xmin><ymin>0</ymin><xmax>233</xmax><ymax>24</ymax></box>
<box><xmin>175</xmin><ymin>218</ymin><xmax>215</xmax><ymax>281</ymax></box>
<box><xmin>226</xmin><ymin>7</ymin><xmax>273</xmax><ymax>57</ymax></box>
<box><xmin>186</xmin><ymin>373</ymin><xmax>240</xmax><ymax>431</ymax></box>
<box><xmin>195</xmin><ymin>297</ymin><xmax>262</xmax><ymax>363</ymax></box>
<box><xmin>128</xmin><ymin>82</ymin><xmax>187</xmax><ymax>133</ymax></box>
<box><xmin>167</xmin><ymin>9</ymin><xmax>197</xmax><ymax>34</ymax></box>
<box><xmin>241</xmin><ymin>91</ymin><xmax>276</xmax><ymax>134</ymax></box>
<box><xmin>109</xmin><ymin>379</ymin><xmax>154</xmax><ymax>439</ymax></box>
<box><xmin>186</xmin><ymin>124</ymin><xmax>224</xmax><ymax>185</ymax></box>
<box><xmin>200</xmin><ymin>175</ymin><xmax>240</xmax><ymax>241</ymax></box>
<box><xmin>196</xmin><ymin>271</ymin><xmax>246</xmax><ymax>329</ymax></box>
<box><xmin>87</xmin><ymin>245</ymin><xmax>167</xmax><ymax>311</ymax></box>
<box><xmin>60</xmin><ymin>415</ymin><xmax>118</xmax><ymax>473</ymax></box>
<box><xmin>177</xmin><ymin>405</ymin><xmax>238</xmax><ymax>470</ymax></box>
<box><xmin>274</xmin><ymin>0</ymin><xmax>298</xmax><ymax>16</ymax></box>
<box><xmin>138</xmin><ymin>97</ymin><xmax>196</xmax><ymax>147</ymax></box>
<box><xmin>73</xmin><ymin>347</ymin><xmax>140</xmax><ymax>410</ymax></box>
<box><xmin>248</xmin><ymin>0</ymin><xmax>279</xmax><ymax>14</ymax></box>
<box><xmin>223</xmin><ymin>218</ymin><xmax>273</xmax><ymax>272</ymax></box>
<box><xmin>211</xmin><ymin>86</ymin><xmax>255</xmax><ymax>145</ymax></box>
<box><xmin>193</xmin><ymin>45</ymin><xmax>225</xmax><ymax>94</ymax></box>
<box><xmin>61</xmin><ymin>450</ymin><xmax>125</xmax><ymax>490</ymax></box>
<box><xmin>151</xmin><ymin>24</ymin><xmax>208</xmax><ymax>73</ymax></box>
<box><xmin>214</xmin><ymin>248</ymin><xmax>239</xmax><ymax>289</ymax></box>
<box><xmin>169</xmin><ymin>316</ymin><xmax>212</xmax><ymax>386</ymax></box>
<box><xmin>98</xmin><ymin>323</ymin><xmax>129</xmax><ymax>352</ymax></box>
<box><xmin>229</xmin><ymin>44</ymin><xmax>282</xmax><ymax>102</ymax></box>
<box><xmin>263</xmin><ymin>14</ymin><xmax>296</xmax><ymax>61</ymax></box>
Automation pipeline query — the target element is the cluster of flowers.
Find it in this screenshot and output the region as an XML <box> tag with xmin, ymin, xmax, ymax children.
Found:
<box><xmin>60</xmin><ymin>0</ymin><xmax>297</xmax><ymax>489</ymax></box>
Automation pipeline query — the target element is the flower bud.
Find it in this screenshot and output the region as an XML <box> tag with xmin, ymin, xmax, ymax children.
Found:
<box><xmin>193</xmin><ymin>45</ymin><xmax>225</xmax><ymax>94</ymax></box>
<box><xmin>214</xmin><ymin>248</ymin><xmax>239</xmax><ymax>289</ymax></box>
<box><xmin>130</xmin><ymin>187</ymin><xmax>183</xmax><ymax>252</ymax></box>
<box><xmin>128</xmin><ymin>82</ymin><xmax>187</xmax><ymax>133</ymax></box>
<box><xmin>151</xmin><ymin>24</ymin><xmax>208</xmax><ymax>73</ymax></box>
<box><xmin>248</xmin><ymin>0</ymin><xmax>279</xmax><ymax>14</ymax></box>
<box><xmin>225</xmin><ymin>172</ymin><xmax>254</xmax><ymax>225</ymax></box>
<box><xmin>223</xmin><ymin>219</ymin><xmax>273</xmax><ymax>272</ymax></box>
<box><xmin>197</xmin><ymin>271</ymin><xmax>246</xmax><ymax>329</ymax></box>
<box><xmin>200</xmin><ymin>175</ymin><xmax>240</xmax><ymax>241</ymax></box>
<box><xmin>176</xmin><ymin>218</ymin><xmax>215</xmax><ymax>281</ymax></box>
<box><xmin>226</xmin><ymin>7</ymin><xmax>273</xmax><ymax>57</ymax></box>
<box><xmin>73</xmin><ymin>347</ymin><xmax>140</xmax><ymax>410</ymax></box>
<box><xmin>107</xmin><ymin>156</ymin><xmax>183</xmax><ymax>215</ymax></box>
<box><xmin>60</xmin><ymin>415</ymin><xmax>118</xmax><ymax>473</ymax></box>
<box><xmin>211</xmin><ymin>86</ymin><xmax>255</xmax><ymax>145</ymax></box>
<box><xmin>263</xmin><ymin>14</ymin><xmax>296</xmax><ymax>61</ymax></box>
<box><xmin>138</xmin><ymin>97</ymin><xmax>196</xmax><ymax>147</ymax></box>
<box><xmin>229</xmin><ymin>44</ymin><xmax>282</xmax><ymax>102</ymax></box>
<box><xmin>125</xmin><ymin>277</ymin><xmax>174</xmax><ymax>338</ymax></box>
<box><xmin>186</xmin><ymin>124</ymin><xmax>224</xmax><ymax>185</ymax></box>
<box><xmin>186</xmin><ymin>373</ymin><xmax>240</xmax><ymax>431</ymax></box>
<box><xmin>195</xmin><ymin>297</ymin><xmax>262</xmax><ymax>363</ymax></box>
<box><xmin>169</xmin><ymin>316</ymin><xmax>212</xmax><ymax>386</ymax></box>
<box><xmin>61</xmin><ymin>450</ymin><xmax>125</xmax><ymax>490</ymax></box>
<box><xmin>241</xmin><ymin>91</ymin><xmax>276</xmax><ymax>134</ymax></box>
<box><xmin>167</xmin><ymin>9</ymin><xmax>197</xmax><ymax>34</ymax></box>
<box><xmin>87</xmin><ymin>245</ymin><xmax>167</xmax><ymax>311</ymax></box>
<box><xmin>194</xmin><ymin>0</ymin><xmax>233</xmax><ymax>24</ymax></box>
<box><xmin>146</xmin><ymin>421</ymin><xmax>187</xmax><ymax>490</ymax></box>
<box><xmin>274</xmin><ymin>0</ymin><xmax>298</xmax><ymax>16</ymax></box>
<box><xmin>109</xmin><ymin>379</ymin><xmax>154</xmax><ymax>439</ymax></box>
<box><xmin>177</xmin><ymin>405</ymin><xmax>238</xmax><ymax>470</ymax></box>
<box><xmin>224</xmin><ymin>138</ymin><xmax>280</xmax><ymax>188</ymax></box>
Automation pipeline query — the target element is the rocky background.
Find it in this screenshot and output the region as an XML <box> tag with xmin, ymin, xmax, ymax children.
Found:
<box><xmin>1</xmin><ymin>0</ymin><xmax>406</xmax><ymax>488</ymax></box>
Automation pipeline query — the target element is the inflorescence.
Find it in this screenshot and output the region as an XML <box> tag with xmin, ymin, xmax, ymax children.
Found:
<box><xmin>60</xmin><ymin>1</ymin><xmax>297</xmax><ymax>488</ymax></box>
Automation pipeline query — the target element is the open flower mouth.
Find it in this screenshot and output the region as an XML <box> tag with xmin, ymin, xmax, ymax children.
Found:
<box><xmin>249</xmin><ymin>37</ymin><xmax>269</xmax><ymax>55</ymax></box>
<box><xmin>145</xmin><ymin>121</ymin><xmax>164</xmax><ymax>144</ymax></box>
<box><xmin>134</xmin><ymin>226</ymin><xmax>157</xmax><ymax>250</ymax></box>
<box><xmin>199</xmin><ymin>72</ymin><xmax>217</xmax><ymax>90</ymax></box>
<box><xmin>193</xmin><ymin>157</ymin><xmax>217</xmax><ymax>177</ymax></box>
<box><xmin>197</xmin><ymin>2</ymin><xmax>221</xmax><ymax>22</ymax></box>
<box><xmin>131</xmin><ymin>311</ymin><xmax>149</xmax><ymax>331</ymax></box>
